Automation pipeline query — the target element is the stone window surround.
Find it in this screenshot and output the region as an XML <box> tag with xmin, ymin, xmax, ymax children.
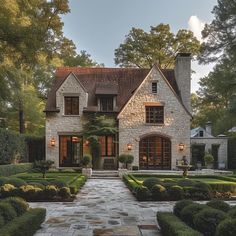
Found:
<box><xmin>144</xmin><ymin>102</ymin><xmax>165</xmax><ymax>125</ymax></box>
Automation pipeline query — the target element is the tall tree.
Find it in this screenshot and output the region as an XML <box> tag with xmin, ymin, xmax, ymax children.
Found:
<box><xmin>114</xmin><ymin>24</ymin><xmax>201</xmax><ymax>68</ymax></box>
<box><xmin>199</xmin><ymin>0</ymin><xmax>236</xmax><ymax>64</ymax></box>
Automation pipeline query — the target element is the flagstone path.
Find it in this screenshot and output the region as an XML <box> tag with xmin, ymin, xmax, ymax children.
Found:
<box><xmin>31</xmin><ymin>178</ymin><xmax>175</xmax><ymax>236</ymax></box>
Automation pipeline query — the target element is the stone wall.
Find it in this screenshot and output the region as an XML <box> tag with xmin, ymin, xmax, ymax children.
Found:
<box><xmin>45</xmin><ymin>74</ymin><xmax>88</xmax><ymax>167</ymax></box>
<box><xmin>118</xmin><ymin>66</ymin><xmax>191</xmax><ymax>169</ymax></box>
<box><xmin>190</xmin><ymin>138</ymin><xmax>228</xmax><ymax>168</ymax></box>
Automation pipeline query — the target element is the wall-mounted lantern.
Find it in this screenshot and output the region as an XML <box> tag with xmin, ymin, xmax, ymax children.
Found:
<box><xmin>178</xmin><ymin>143</ymin><xmax>184</xmax><ymax>151</ymax></box>
<box><xmin>85</xmin><ymin>140</ymin><xmax>90</xmax><ymax>146</ymax></box>
<box><xmin>127</xmin><ymin>143</ymin><xmax>132</xmax><ymax>151</ymax></box>
<box><xmin>50</xmin><ymin>137</ymin><xmax>56</xmax><ymax>147</ymax></box>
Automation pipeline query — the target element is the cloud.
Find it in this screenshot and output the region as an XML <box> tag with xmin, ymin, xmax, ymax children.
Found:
<box><xmin>188</xmin><ymin>16</ymin><xmax>205</xmax><ymax>42</ymax></box>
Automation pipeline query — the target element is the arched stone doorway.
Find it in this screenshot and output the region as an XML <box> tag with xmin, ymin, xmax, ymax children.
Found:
<box><xmin>139</xmin><ymin>135</ymin><xmax>171</xmax><ymax>169</ymax></box>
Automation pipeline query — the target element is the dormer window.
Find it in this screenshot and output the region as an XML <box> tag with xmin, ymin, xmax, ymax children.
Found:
<box><xmin>199</xmin><ymin>130</ymin><xmax>204</xmax><ymax>137</ymax></box>
<box><xmin>64</xmin><ymin>96</ymin><xmax>79</xmax><ymax>115</ymax></box>
<box><xmin>152</xmin><ymin>82</ymin><xmax>157</xmax><ymax>93</ymax></box>
<box><xmin>100</xmin><ymin>97</ymin><xmax>113</xmax><ymax>111</ymax></box>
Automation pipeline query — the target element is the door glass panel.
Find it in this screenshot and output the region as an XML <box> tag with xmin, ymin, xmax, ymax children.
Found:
<box><xmin>139</xmin><ymin>136</ymin><xmax>171</xmax><ymax>170</ymax></box>
<box><xmin>59</xmin><ymin>136</ymin><xmax>82</xmax><ymax>167</ymax></box>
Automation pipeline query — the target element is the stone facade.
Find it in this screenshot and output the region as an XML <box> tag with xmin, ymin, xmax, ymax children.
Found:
<box><xmin>46</xmin><ymin>73</ymin><xmax>88</xmax><ymax>167</ymax></box>
<box><xmin>118</xmin><ymin>66</ymin><xmax>191</xmax><ymax>170</ymax></box>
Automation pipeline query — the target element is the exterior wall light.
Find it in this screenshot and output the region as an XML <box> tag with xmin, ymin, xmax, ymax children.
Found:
<box><xmin>127</xmin><ymin>143</ymin><xmax>132</xmax><ymax>151</ymax></box>
<box><xmin>50</xmin><ymin>137</ymin><xmax>56</xmax><ymax>147</ymax></box>
<box><xmin>179</xmin><ymin>143</ymin><xmax>184</xmax><ymax>151</ymax></box>
<box><xmin>85</xmin><ymin>140</ymin><xmax>90</xmax><ymax>146</ymax></box>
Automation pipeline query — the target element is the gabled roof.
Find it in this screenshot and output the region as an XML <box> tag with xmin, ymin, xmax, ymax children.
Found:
<box><xmin>45</xmin><ymin>67</ymin><xmax>180</xmax><ymax>112</ymax></box>
<box><xmin>191</xmin><ymin>126</ymin><xmax>214</xmax><ymax>138</ymax></box>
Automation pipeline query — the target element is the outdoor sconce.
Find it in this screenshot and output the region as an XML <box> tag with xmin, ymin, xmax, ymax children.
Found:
<box><xmin>179</xmin><ymin>143</ymin><xmax>184</xmax><ymax>151</ymax></box>
<box><xmin>50</xmin><ymin>137</ymin><xmax>56</xmax><ymax>147</ymax></box>
<box><xmin>127</xmin><ymin>143</ymin><xmax>132</xmax><ymax>151</ymax></box>
<box><xmin>85</xmin><ymin>140</ymin><xmax>90</xmax><ymax>146</ymax></box>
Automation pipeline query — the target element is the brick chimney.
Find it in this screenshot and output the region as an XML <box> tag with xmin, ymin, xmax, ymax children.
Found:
<box><xmin>174</xmin><ymin>53</ymin><xmax>191</xmax><ymax>113</ymax></box>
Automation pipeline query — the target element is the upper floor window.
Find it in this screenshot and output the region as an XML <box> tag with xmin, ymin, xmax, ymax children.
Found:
<box><xmin>152</xmin><ymin>82</ymin><xmax>157</xmax><ymax>93</ymax></box>
<box><xmin>64</xmin><ymin>96</ymin><xmax>79</xmax><ymax>115</ymax></box>
<box><xmin>146</xmin><ymin>106</ymin><xmax>164</xmax><ymax>124</ymax></box>
<box><xmin>199</xmin><ymin>130</ymin><xmax>204</xmax><ymax>137</ymax></box>
<box><xmin>100</xmin><ymin>97</ymin><xmax>113</xmax><ymax>111</ymax></box>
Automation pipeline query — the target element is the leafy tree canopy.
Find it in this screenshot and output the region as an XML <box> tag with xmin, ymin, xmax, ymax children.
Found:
<box><xmin>114</xmin><ymin>23</ymin><xmax>201</xmax><ymax>68</ymax></box>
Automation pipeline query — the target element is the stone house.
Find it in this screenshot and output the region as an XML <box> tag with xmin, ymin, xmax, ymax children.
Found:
<box><xmin>45</xmin><ymin>53</ymin><xmax>192</xmax><ymax>170</ymax></box>
<box><xmin>191</xmin><ymin>122</ymin><xmax>228</xmax><ymax>169</ymax></box>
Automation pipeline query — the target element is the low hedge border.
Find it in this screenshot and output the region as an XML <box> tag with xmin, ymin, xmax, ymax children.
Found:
<box><xmin>156</xmin><ymin>212</ymin><xmax>203</xmax><ymax>236</ymax></box>
<box><xmin>0</xmin><ymin>163</ymin><xmax>33</xmax><ymax>177</ymax></box>
<box><xmin>0</xmin><ymin>208</ymin><xmax>46</xmax><ymax>236</ymax></box>
<box><xmin>123</xmin><ymin>174</ymin><xmax>141</xmax><ymax>193</ymax></box>
<box><xmin>69</xmin><ymin>175</ymin><xmax>87</xmax><ymax>194</ymax></box>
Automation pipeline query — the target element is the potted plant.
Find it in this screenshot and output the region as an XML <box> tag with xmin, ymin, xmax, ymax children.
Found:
<box><xmin>81</xmin><ymin>155</ymin><xmax>92</xmax><ymax>178</ymax></box>
<box><xmin>204</xmin><ymin>153</ymin><xmax>214</xmax><ymax>169</ymax></box>
<box><xmin>125</xmin><ymin>154</ymin><xmax>134</xmax><ymax>169</ymax></box>
<box><xmin>118</xmin><ymin>154</ymin><xmax>127</xmax><ymax>169</ymax></box>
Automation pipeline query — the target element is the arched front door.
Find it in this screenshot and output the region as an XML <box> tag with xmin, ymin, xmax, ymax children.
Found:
<box><xmin>139</xmin><ymin>135</ymin><xmax>171</xmax><ymax>170</ymax></box>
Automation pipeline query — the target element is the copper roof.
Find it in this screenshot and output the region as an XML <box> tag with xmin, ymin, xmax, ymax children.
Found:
<box><xmin>45</xmin><ymin>67</ymin><xmax>180</xmax><ymax>113</ymax></box>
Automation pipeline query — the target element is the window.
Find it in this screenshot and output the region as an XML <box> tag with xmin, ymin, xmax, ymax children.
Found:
<box><xmin>152</xmin><ymin>82</ymin><xmax>157</xmax><ymax>93</ymax></box>
<box><xmin>64</xmin><ymin>97</ymin><xmax>79</xmax><ymax>115</ymax></box>
<box><xmin>100</xmin><ymin>136</ymin><xmax>115</xmax><ymax>156</ymax></box>
<box><xmin>199</xmin><ymin>130</ymin><xmax>204</xmax><ymax>137</ymax></box>
<box><xmin>146</xmin><ymin>106</ymin><xmax>164</xmax><ymax>124</ymax></box>
<box><xmin>100</xmin><ymin>97</ymin><xmax>113</xmax><ymax>111</ymax></box>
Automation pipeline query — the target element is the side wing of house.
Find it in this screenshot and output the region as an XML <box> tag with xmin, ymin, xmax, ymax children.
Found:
<box><xmin>45</xmin><ymin>73</ymin><xmax>88</xmax><ymax>167</ymax></box>
<box><xmin>118</xmin><ymin>65</ymin><xmax>191</xmax><ymax>170</ymax></box>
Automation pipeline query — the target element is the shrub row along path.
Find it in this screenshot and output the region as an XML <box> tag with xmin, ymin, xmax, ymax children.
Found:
<box><xmin>31</xmin><ymin>178</ymin><xmax>174</xmax><ymax>236</ymax></box>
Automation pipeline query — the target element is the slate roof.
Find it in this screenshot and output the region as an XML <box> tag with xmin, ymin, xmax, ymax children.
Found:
<box><xmin>45</xmin><ymin>67</ymin><xmax>180</xmax><ymax>113</ymax></box>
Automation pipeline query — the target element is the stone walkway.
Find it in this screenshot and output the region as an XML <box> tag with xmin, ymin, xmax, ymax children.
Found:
<box><xmin>31</xmin><ymin>178</ymin><xmax>174</xmax><ymax>236</ymax></box>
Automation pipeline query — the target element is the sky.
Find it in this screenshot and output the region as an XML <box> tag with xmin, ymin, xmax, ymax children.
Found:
<box><xmin>61</xmin><ymin>0</ymin><xmax>218</xmax><ymax>92</ymax></box>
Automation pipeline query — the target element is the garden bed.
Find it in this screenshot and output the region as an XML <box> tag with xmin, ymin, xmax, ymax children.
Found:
<box><xmin>157</xmin><ymin>199</ymin><xmax>236</xmax><ymax>236</ymax></box>
<box><xmin>0</xmin><ymin>197</ymin><xmax>46</xmax><ymax>236</ymax></box>
<box><xmin>0</xmin><ymin>170</ymin><xmax>86</xmax><ymax>201</ymax></box>
<box><xmin>123</xmin><ymin>174</ymin><xmax>236</xmax><ymax>201</ymax></box>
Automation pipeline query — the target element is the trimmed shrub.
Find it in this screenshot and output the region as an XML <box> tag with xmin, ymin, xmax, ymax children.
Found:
<box><xmin>5</xmin><ymin>178</ymin><xmax>27</xmax><ymax>187</ymax></box>
<box><xmin>27</xmin><ymin>182</ymin><xmax>45</xmax><ymax>189</ymax></box>
<box><xmin>227</xmin><ymin>206</ymin><xmax>236</xmax><ymax>218</ymax></box>
<box><xmin>156</xmin><ymin>212</ymin><xmax>202</xmax><ymax>236</ymax></box>
<box><xmin>168</xmin><ymin>185</ymin><xmax>184</xmax><ymax>200</ymax></box>
<box><xmin>163</xmin><ymin>178</ymin><xmax>177</xmax><ymax>184</ymax></box>
<box><xmin>0</xmin><ymin>177</ymin><xmax>9</xmax><ymax>186</ymax></box>
<box><xmin>0</xmin><ymin>214</ymin><xmax>4</xmax><ymax>228</ymax></box>
<box><xmin>0</xmin><ymin>163</ymin><xmax>32</xmax><ymax>177</ymax></box>
<box><xmin>187</xmin><ymin>186</ymin><xmax>212</xmax><ymax>200</ymax></box>
<box><xmin>216</xmin><ymin>218</ymin><xmax>236</xmax><ymax>236</ymax></box>
<box><xmin>44</xmin><ymin>185</ymin><xmax>57</xmax><ymax>199</ymax></box>
<box><xmin>180</xmin><ymin>203</ymin><xmax>208</xmax><ymax>227</ymax></box>
<box><xmin>136</xmin><ymin>186</ymin><xmax>151</xmax><ymax>201</ymax></box>
<box><xmin>58</xmin><ymin>187</ymin><xmax>71</xmax><ymax>199</ymax></box>
<box><xmin>4</xmin><ymin>197</ymin><xmax>29</xmax><ymax>216</ymax></box>
<box><xmin>206</xmin><ymin>200</ymin><xmax>231</xmax><ymax>212</ymax></box>
<box><xmin>0</xmin><ymin>208</ymin><xmax>46</xmax><ymax>236</ymax></box>
<box><xmin>19</xmin><ymin>185</ymin><xmax>43</xmax><ymax>200</ymax></box>
<box><xmin>143</xmin><ymin>177</ymin><xmax>163</xmax><ymax>190</ymax></box>
<box><xmin>0</xmin><ymin>202</ymin><xmax>17</xmax><ymax>223</ymax></box>
<box><xmin>151</xmin><ymin>184</ymin><xmax>167</xmax><ymax>200</ymax></box>
<box><xmin>81</xmin><ymin>155</ymin><xmax>91</xmax><ymax>167</ymax></box>
<box><xmin>173</xmin><ymin>199</ymin><xmax>194</xmax><ymax>217</ymax></box>
<box><xmin>194</xmin><ymin>181</ymin><xmax>212</xmax><ymax>191</ymax></box>
<box><xmin>0</xmin><ymin>184</ymin><xmax>16</xmax><ymax>198</ymax></box>
<box><xmin>177</xmin><ymin>179</ymin><xmax>195</xmax><ymax>187</ymax></box>
<box><xmin>50</xmin><ymin>180</ymin><xmax>68</xmax><ymax>188</ymax></box>
<box><xmin>194</xmin><ymin>208</ymin><xmax>226</xmax><ymax>236</ymax></box>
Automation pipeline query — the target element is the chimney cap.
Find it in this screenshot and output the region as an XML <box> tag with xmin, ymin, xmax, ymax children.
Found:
<box><xmin>206</xmin><ymin>121</ymin><xmax>212</xmax><ymax>125</ymax></box>
<box><xmin>176</xmin><ymin>52</ymin><xmax>191</xmax><ymax>58</ymax></box>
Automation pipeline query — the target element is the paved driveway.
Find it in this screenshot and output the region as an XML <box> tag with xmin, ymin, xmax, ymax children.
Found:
<box><xmin>32</xmin><ymin>178</ymin><xmax>174</xmax><ymax>236</ymax></box>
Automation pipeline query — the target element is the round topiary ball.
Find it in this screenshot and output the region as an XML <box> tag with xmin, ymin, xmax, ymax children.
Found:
<box><xmin>44</xmin><ymin>185</ymin><xmax>58</xmax><ymax>199</ymax></box>
<box><xmin>151</xmin><ymin>184</ymin><xmax>167</xmax><ymax>200</ymax></box>
<box><xmin>216</xmin><ymin>218</ymin><xmax>236</xmax><ymax>236</ymax></box>
<box><xmin>177</xmin><ymin>178</ymin><xmax>195</xmax><ymax>187</ymax></box>
<box><xmin>206</xmin><ymin>200</ymin><xmax>231</xmax><ymax>212</ymax></box>
<box><xmin>136</xmin><ymin>186</ymin><xmax>151</xmax><ymax>201</ymax></box>
<box><xmin>143</xmin><ymin>178</ymin><xmax>163</xmax><ymax>190</ymax></box>
<box><xmin>194</xmin><ymin>208</ymin><xmax>226</xmax><ymax>236</ymax></box>
<box><xmin>168</xmin><ymin>185</ymin><xmax>184</xmax><ymax>200</ymax></box>
<box><xmin>180</xmin><ymin>203</ymin><xmax>208</xmax><ymax>227</ymax></box>
<box><xmin>0</xmin><ymin>184</ymin><xmax>16</xmax><ymax>198</ymax></box>
<box><xmin>173</xmin><ymin>199</ymin><xmax>194</xmax><ymax>217</ymax></box>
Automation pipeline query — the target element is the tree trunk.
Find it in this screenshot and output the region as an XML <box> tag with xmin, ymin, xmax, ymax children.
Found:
<box><xmin>19</xmin><ymin>103</ymin><xmax>25</xmax><ymax>133</ymax></box>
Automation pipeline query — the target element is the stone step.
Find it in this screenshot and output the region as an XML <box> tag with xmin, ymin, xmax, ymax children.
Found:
<box><xmin>92</xmin><ymin>170</ymin><xmax>119</xmax><ymax>178</ymax></box>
